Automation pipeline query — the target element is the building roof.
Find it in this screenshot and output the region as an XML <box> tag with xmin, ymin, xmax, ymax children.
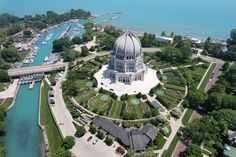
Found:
<box><xmin>228</xmin><ymin>130</ymin><xmax>236</xmax><ymax>140</ymax></box>
<box><xmin>113</xmin><ymin>31</ymin><xmax>142</xmax><ymax>56</ymax></box>
<box><xmin>92</xmin><ymin>117</ymin><xmax>130</xmax><ymax>146</ymax></box>
<box><xmin>92</xmin><ymin>117</ymin><xmax>158</xmax><ymax>152</ymax></box>
<box><xmin>223</xmin><ymin>144</ymin><xmax>236</xmax><ymax>157</ymax></box>
<box><xmin>129</xmin><ymin>129</ymin><xmax>150</xmax><ymax>151</ymax></box>
<box><xmin>141</xmin><ymin>124</ymin><xmax>158</xmax><ymax>141</ymax></box>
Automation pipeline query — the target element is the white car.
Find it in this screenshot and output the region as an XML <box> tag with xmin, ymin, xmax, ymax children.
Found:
<box><xmin>92</xmin><ymin>139</ymin><xmax>98</xmax><ymax>145</ymax></box>
<box><xmin>58</xmin><ymin>121</ymin><xmax>64</xmax><ymax>125</ymax></box>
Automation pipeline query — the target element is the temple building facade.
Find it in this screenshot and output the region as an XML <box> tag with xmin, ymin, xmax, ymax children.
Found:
<box><xmin>108</xmin><ymin>31</ymin><xmax>147</xmax><ymax>84</ymax></box>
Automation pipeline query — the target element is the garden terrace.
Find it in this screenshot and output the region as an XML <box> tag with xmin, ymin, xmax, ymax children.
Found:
<box><xmin>180</xmin><ymin>64</ymin><xmax>209</xmax><ymax>90</ymax></box>
<box><xmin>154</xmin><ymin>70</ymin><xmax>187</xmax><ymax>109</ymax></box>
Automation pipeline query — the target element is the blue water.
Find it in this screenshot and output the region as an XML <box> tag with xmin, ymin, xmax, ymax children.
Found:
<box><xmin>6</xmin><ymin>83</ymin><xmax>41</xmax><ymax>157</ymax></box>
<box><xmin>5</xmin><ymin>20</ymin><xmax>85</xmax><ymax>157</ymax></box>
<box><xmin>0</xmin><ymin>0</ymin><xmax>236</xmax><ymax>39</ymax></box>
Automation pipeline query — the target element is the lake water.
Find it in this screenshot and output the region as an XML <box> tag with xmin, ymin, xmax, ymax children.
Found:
<box><xmin>0</xmin><ymin>0</ymin><xmax>236</xmax><ymax>39</ymax></box>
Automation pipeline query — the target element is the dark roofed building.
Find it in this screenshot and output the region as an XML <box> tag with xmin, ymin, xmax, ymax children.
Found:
<box><xmin>141</xmin><ymin>124</ymin><xmax>158</xmax><ymax>141</ymax></box>
<box><xmin>92</xmin><ymin>117</ymin><xmax>158</xmax><ymax>152</ymax></box>
<box><xmin>129</xmin><ymin>129</ymin><xmax>150</xmax><ymax>152</ymax></box>
<box><xmin>92</xmin><ymin>117</ymin><xmax>130</xmax><ymax>146</ymax></box>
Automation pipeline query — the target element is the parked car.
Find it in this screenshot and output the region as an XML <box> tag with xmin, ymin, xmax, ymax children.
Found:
<box><xmin>116</xmin><ymin>146</ymin><xmax>125</xmax><ymax>155</ymax></box>
<box><xmin>92</xmin><ymin>139</ymin><xmax>98</xmax><ymax>145</ymax></box>
<box><xmin>87</xmin><ymin>136</ymin><xmax>93</xmax><ymax>142</ymax></box>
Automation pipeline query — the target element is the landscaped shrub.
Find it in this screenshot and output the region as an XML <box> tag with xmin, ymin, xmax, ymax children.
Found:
<box><xmin>89</xmin><ymin>125</ymin><xmax>97</xmax><ymax>134</ymax></box>
<box><xmin>104</xmin><ymin>137</ymin><xmax>113</xmax><ymax>146</ymax></box>
<box><xmin>75</xmin><ymin>126</ymin><xmax>86</xmax><ymax>137</ymax></box>
<box><xmin>96</xmin><ymin>130</ymin><xmax>105</xmax><ymax>140</ymax></box>
<box><xmin>156</xmin><ymin>96</ymin><xmax>172</xmax><ymax>109</ymax></box>
<box><xmin>63</xmin><ymin>136</ymin><xmax>75</xmax><ymax>150</ymax></box>
<box><xmin>142</xmin><ymin>94</ymin><xmax>147</xmax><ymax>100</ymax></box>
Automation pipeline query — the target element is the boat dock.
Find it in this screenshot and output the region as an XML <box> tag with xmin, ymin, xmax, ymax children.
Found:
<box><xmin>19</xmin><ymin>73</ymin><xmax>45</xmax><ymax>86</ymax></box>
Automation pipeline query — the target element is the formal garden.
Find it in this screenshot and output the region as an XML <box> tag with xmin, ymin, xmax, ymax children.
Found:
<box><xmin>61</xmin><ymin>50</ymin><xmax>211</xmax><ymax>122</ymax></box>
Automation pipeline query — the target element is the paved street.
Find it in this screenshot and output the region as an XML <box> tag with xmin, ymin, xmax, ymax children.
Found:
<box><xmin>51</xmin><ymin>68</ymin><xmax>76</xmax><ymax>138</ymax></box>
<box><xmin>205</xmin><ymin>63</ymin><xmax>223</xmax><ymax>91</ymax></box>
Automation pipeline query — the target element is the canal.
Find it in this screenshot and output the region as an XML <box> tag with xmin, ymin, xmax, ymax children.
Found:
<box><xmin>5</xmin><ymin>20</ymin><xmax>85</xmax><ymax>157</ymax></box>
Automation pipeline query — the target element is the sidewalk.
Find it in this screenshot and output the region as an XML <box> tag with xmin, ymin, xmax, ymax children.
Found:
<box><xmin>0</xmin><ymin>79</ymin><xmax>19</xmax><ymax>99</ymax></box>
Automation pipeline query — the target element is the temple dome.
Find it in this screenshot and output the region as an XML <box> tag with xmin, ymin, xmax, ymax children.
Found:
<box><xmin>113</xmin><ymin>31</ymin><xmax>142</xmax><ymax>56</ymax></box>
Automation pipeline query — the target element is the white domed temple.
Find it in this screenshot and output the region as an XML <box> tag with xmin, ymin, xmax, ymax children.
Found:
<box><xmin>94</xmin><ymin>31</ymin><xmax>159</xmax><ymax>96</ymax></box>
<box><xmin>108</xmin><ymin>31</ymin><xmax>147</xmax><ymax>84</ymax></box>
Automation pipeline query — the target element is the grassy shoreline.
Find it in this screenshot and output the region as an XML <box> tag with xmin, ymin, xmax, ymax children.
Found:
<box><xmin>40</xmin><ymin>81</ymin><xmax>62</xmax><ymax>157</ymax></box>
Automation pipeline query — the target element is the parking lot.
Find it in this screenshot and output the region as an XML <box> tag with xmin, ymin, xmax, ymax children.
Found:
<box><xmin>72</xmin><ymin>132</ymin><xmax>121</xmax><ymax>157</ymax></box>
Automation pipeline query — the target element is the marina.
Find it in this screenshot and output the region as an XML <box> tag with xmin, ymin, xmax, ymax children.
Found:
<box><xmin>5</xmin><ymin>20</ymin><xmax>85</xmax><ymax>157</ymax></box>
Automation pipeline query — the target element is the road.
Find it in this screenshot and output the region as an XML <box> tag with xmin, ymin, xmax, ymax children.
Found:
<box><xmin>205</xmin><ymin>63</ymin><xmax>223</xmax><ymax>91</ymax></box>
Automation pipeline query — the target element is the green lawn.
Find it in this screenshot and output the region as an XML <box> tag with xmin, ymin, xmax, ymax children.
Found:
<box><xmin>181</xmin><ymin>108</ymin><xmax>194</xmax><ymax>126</ymax></box>
<box><xmin>19</xmin><ymin>50</ymin><xmax>29</xmax><ymax>62</ymax></box>
<box><xmin>0</xmin><ymin>82</ymin><xmax>10</xmax><ymax>92</ymax></box>
<box><xmin>75</xmin><ymin>89</ymin><xmax>97</xmax><ymax>105</ymax></box>
<box><xmin>198</xmin><ymin>63</ymin><xmax>217</xmax><ymax>90</ymax></box>
<box><xmin>108</xmin><ymin>101</ymin><xmax>123</xmax><ymax>118</ymax></box>
<box><xmin>161</xmin><ymin>134</ymin><xmax>180</xmax><ymax>157</ymax></box>
<box><xmin>88</xmin><ymin>94</ymin><xmax>111</xmax><ymax>113</ymax></box>
<box><xmin>40</xmin><ymin>81</ymin><xmax>63</xmax><ymax>156</ymax></box>
<box><xmin>165</xmin><ymin>84</ymin><xmax>186</xmax><ymax>92</ymax></box>
<box><xmin>0</xmin><ymin>97</ymin><xmax>13</xmax><ymax>110</ymax></box>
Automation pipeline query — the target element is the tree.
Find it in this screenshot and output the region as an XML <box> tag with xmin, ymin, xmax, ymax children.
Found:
<box><xmin>161</xmin><ymin>31</ymin><xmax>166</xmax><ymax>37</ymax></box>
<box><xmin>63</xmin><ymin>136</ymin><xmax>75</xmax><ymax>150</ymax></box>
<box><xmin>230</xmin><ymin>29</ymin><xmax>236</xmax><ymax>43</ymax></box>
<box><xmin>136</xmin><ymin>92</ymin><xmax>142</xmax><ymax>98</ymax></box>
<box><xmin>72</xmin><ymin>36</ymin><xmax>83</xmax><ymax>45</ymax></box>
<box><xmin>104</xmin><ymin>136</ymin><xmax>113</xmax><ymax>146</ymax></box>
<box><xmin>96</xmin><ymin>34</ymin><xmax>115</xmax><ymax>50</ymax></box>
<box><xmin>173</xmin><ymin>35</ymin><xmax>184</xmax><ymax>48</ymax></box>
<box><xmin>96</xmin><ymin>130</ymin><xmax>105</xmax><ymax>140</ymax></box>
<box><xmin>54</xmin><ymin>147</ymin><xmax>71</xmax><ymax>157</ymax></box>
<box><xmin>170</xmin><ymin>32</ymin><xmax>174</xmax><ymax>38</ymax></box>
<box><xmin>23</xmin><ymin>30</ymin><xmax>32</xmax><ymax>37</ymax></box>
<box><xmin>61</xmin><ymin>49</ymin><xmax>78</xmax><ymax>62</ymax></box>
<box><xmin>140</xmin><ymin>32</ymin><xmax>156</xmax><ymax>47</ymax></box>
<box><xmin>62</xmin><ymin>80</ymin><xmax>78</xmax><ymax>96</ymax></box>
<box><xmin>222</xmin><ymin>62</ymin><xmax>230</xmax><ymax>72</ymax></box>
<box><xmin>0</xmin><ymin>70</ymin><xmax>10</xmax><ymax>83</ymax></box>
<box><xmin>89</xmin><ymin>125</ymin><xmax>97</xmax><ymax>134</ymax></box>
<box><xmin>82</xmin><ymin>30</ymin><xmax>93</xmax><ymax>42</ymax></box>
<box><xmin>208</xmin><ymin>84</ymin><xmax>225</xmax><ymax>94</ymax></box>
<box><xmin>0</xmin><ymin>48</ymin><xmax>20</xmax><ymax>62</ymax></box>
<box><xmin>7</xmin><ymin>24</ymin><xmax>22</xmax><ymax>35</ymax></box>
<box><xmin>180</xmin><ymin>42</ymin><xmax>192</xmax><ymax>62</ymax></box>
<box><xmin>53</xmin><ymin>37</ymin><xmax>71</xmax><ymax>52</ymax></box>
<box><xmin>75</xmin><ymin>126</ymin><xmax>86</xmax><ymax>137</ymax></box>
<box><xmin>182</xmin><ymin>144</ymin><xmax>203</xmax><ymax>157</ymax></box>
<box><xmin>187</xmin><ymin>89</ymin><xmax>207</xmax><ymax>109</ymax></box>
<box><xmin>80</xmin><ymin>46</ymin><xmax>89</xmax><ymax>57</ymax></box>
<box><xmin>160</xmin><ymin>46</ymin><xmax>182</xmax><ymax>63</ymax></box>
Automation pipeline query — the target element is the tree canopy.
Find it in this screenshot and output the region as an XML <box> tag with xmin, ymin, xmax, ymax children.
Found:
<box><xmin>182</xmin><ymin>144</ymin><xmax>203</xmax><ymax>157</ymax></box>
<box><xmin>63</xmin><ymin>136</ymin><xmax>75</xmax><ymax>150</ymax></box>
<box><xmin>0</xmin><ymin>48</ymin><xmax>20</xmax><ymax>63</ymax></box>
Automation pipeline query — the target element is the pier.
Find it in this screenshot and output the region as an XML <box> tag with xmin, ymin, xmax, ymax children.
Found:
<box><xmin>19</xmin><ymin>73</ymin><xmax>45</xmax><ymax>85</ymax></box>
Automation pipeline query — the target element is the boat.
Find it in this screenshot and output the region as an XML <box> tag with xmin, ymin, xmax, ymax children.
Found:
<box><xmin>44</xmin><ymin>56</ymin><xmax>49</xmax><ymax>62</ymax></box>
